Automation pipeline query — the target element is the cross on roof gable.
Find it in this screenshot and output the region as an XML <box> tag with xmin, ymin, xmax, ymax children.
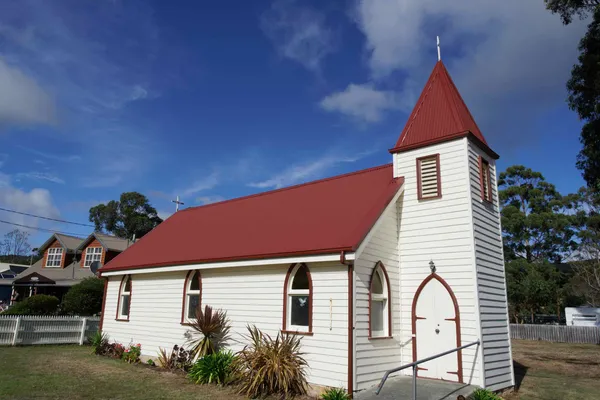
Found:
<box><xmin>390</xmin><ymin>61</ymin><xmax>498</xmax><ymax>159</ymax></box>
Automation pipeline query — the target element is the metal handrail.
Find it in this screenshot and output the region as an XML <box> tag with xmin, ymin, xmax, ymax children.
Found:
<box><xmin>375</xmin><ymin>340</ymin><xmax>480</xmax><ymax>398</ymax></box>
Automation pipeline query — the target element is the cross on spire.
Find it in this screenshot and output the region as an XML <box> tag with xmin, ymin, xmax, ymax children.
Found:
<box><xmin>172</xmin><ymin>195</ymin><xmax>185</xmax><ymax>212</ymax></box>
<box><xmin>437</xmin><ymin>36</ymin><xmax>441</xmax><ymax>61</ymax></box>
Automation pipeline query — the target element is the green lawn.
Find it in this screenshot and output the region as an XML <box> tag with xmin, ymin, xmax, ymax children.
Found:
<box><xmin>505</xmin><ymin>340</ymin><xmax>600</xmax><ymax>400</ymax></box>
<box><xmin>0</xmin><ymin>345</ymin><xmax>244</xmax><ymax>400</ymax></box>
<box><xmin>1</xmin><ymin>341</ymin><xmax>599</xmax><ymax>399</ymax></box>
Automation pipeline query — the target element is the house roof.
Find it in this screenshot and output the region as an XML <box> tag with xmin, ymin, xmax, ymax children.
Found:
<box><xmin>101</xmin><ymin>164</ymin><xmax>404</xmax><ymax>273</ymax></box>
<box><xmin>390</xmin><ymin>61</ymin><xmax>498</xmax><ymax>159</ymax></box>
<box><xmin>11</xmin><ymin>259</ymin><xmax>96</xmax><ymax>286</ymax></box>
<box><xmin>38</xmin><ymin>233</ymin><xmax>85</xmax><ymax>253</ymax></box>
<box><xmin>77</xmin><ymin>232</ymin><xmax>132</xmax><ymax>252</ymax></box>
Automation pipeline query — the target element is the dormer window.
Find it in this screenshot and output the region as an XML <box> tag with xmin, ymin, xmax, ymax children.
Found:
<box><xmin>84</xmin><ymin>247</ymin><xmax>102</xmax><ymax>267</ymax></box>
<box><xmin>416</xmin><ymin>154</ymin><xmax>441</xmax><ymax>200</ymax></box>
<box><xmin>479</xmin><ymin>157</ymin><xmax>492</xmax><ymax>203</ymax></box>
<box><xmin>46</xmin><ymin>248</ymin><xmax>63</xmax><ymax>267</ymax></box>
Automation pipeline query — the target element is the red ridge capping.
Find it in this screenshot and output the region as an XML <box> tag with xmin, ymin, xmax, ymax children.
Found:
<box><xmin>390</xmin><ymin>61</ymin><xmax>499</xmax><ymax>160</ymax></box>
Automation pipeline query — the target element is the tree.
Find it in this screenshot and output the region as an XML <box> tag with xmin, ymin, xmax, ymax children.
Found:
<box><xmin>545</xmin><ymin>0</ymin><xmax>599</xmax><ymax>24</ymax></box>
<box><xmin>61</xmin><ymin>277</ymin><xmax>105</xmax><ymax>316</ymax></box>
<box><xmin>546</xmin><ymin>2</ymin><xmax>600</xmax><ymax>188</ymax></box>
<box><xmin>89</xmin><ymin>192</ymin><xmax>162</xmax><ymax>240</ymax></box>
<box><xmin>506</xmin><ymin>260</ymin><xmax>556</xmax><ymax>323</ymax></box>
<box><xmin>571</xmin><ymin>186</ymin><xmax>600</xmax><ymax>305</ymax></box>
<box><xmin>3</xmin><ymin>295</ymin><xmax>59</xmax><ymax>315</ymax></box>
<box><xmin>0</xmin><ymin>229</ymin><xmax>32</xmax><ymax>263</ymax></box>
<box><xmin>499</xmin><ymin>165</ymin><xmax>577</xmax><ymax>263</ymax></box>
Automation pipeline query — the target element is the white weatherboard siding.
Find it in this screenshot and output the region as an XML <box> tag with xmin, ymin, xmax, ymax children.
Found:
<box><xmin>354</xmin><ymin>200</ymin><xmax>401</xmax><ymax>390</ymax></box>
<box><xmin>394</xmin><ymin>138</ymin><xmax>484</xmax><ymax>387</ymax></box>
<box><xmin>467</xmin><ymin>142</ymin><xmax>515</xmax><ymax>391</ymax></box>
<box><xmin>102</xmin><ymin>262</ymin><xmax>349</xmax><ymax>389</ymax></box>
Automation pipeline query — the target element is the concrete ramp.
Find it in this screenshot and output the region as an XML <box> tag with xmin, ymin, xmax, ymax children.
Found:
<box><xmin>355</xmin><ymin>377</ymin><xmax>476</xmax><ymax>400</ymax></box>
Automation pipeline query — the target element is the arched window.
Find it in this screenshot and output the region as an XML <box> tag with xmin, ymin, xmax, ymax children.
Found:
<box><xmin>369</xmin><ymin>262</ymin><xmax>392</xmax><ymax>338</ymax></box>
<box><xmin>182</xmin><ymin>271</ymin><xmax>202</xmax><ymax>324</ymax></box>
<box><xmin>116</xmin><ymin>275</ymin><xmax>132</xmax><ymax>321</ymax></box>
<box><xmin>283</xmin><ymin>263</ymin><xmax>313</xmax><ymax>334</ymax></box>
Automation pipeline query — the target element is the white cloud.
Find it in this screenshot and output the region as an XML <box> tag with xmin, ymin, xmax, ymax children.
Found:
<box><xmin>156</xmin><ymin>210</ymin><xmax>173</xmax><ymax>221</ymax></box>
<box><xmin>17</xmin><ymin>146</ymin><xmax>81</xmax><ymax>162</ymax></box>
<box><xmin>0</xmin><ymin>58</ymin><xmax>55</xmax><ymax>126</ymax></box>
<box><xmin>320</xmin><ymin>83</ymin><xmax>399</xmax><ymax>122</ymax></box>
<box><xmin>196</xmin><ymin>195</ymin><xmax>225</xmax><ymax>205</ymax></box>
<box><xmin>182</xmin><ymin>172</ymin><xmax>220</xmax><ymax>197</ymax></box>
<box><xmin>0</xmin><ymin>2</ymin><xmax>168</xmax><ymax>188</ymax></box>
<box><xmin>261</xmin><ymin>0</ymin><xmax>335</xmax><ymax>72</ymax></box>
<box><xmin>352</xmin><ymin>0</ymin><xmax>588</xmax><ymax>142</ymax></box>
<box><xmin>15</xmin><ymin>171</ymin><xmax>65</xmax><ymax>185</ymax></box>
<box><xmin>249</xmin><ymin>151</ymin><xmax>373</xmax><ymax>190</ymax></box>
<box><xmin>0</xmin><ymin>173</ymin><xmax>60</xmax><ymax>236</ymax></box>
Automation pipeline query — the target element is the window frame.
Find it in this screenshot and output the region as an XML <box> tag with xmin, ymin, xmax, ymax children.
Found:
<box><xmin>115</xmin><ymin>275</ymin><xmax>132</xmax><ymax>321</ymax></box>
<box><xmin>282</xmin><ymin>263</ymin><xmax>313</xmax><ymax>336</ymax></box>
<box><xmin>369</xmin><ymin>261</ymin><xmax>392</xmax><ymax>339</ymax></box>
<box><xmin>181</xmin><ymin>270</ymin><xmax>202</xmax><ymax>325</ymax></box>
<box><xmin>416</xmin><ymin>153</ymin><xmax>442</xmax><ymax>200</ymax></box>
<box><xmin>45</xmin><ymin>247</ymin><xmax>63</xmax><ymax>268</ymax></box>
<box><xmin>479</xmin><ymin>156</ymin><xmax>493</xmax><ymax>203</ymax></box>
<box><xmin>84</xmin><ymin>247</ymin><xmax>103</xmax><ymax>267</ymax></box>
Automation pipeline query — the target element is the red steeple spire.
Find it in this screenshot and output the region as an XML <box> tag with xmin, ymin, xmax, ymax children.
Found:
<box><xmin>390</xmin><ymin>61</ymin><xmax>498</xmax><ymax>159</ymax></box>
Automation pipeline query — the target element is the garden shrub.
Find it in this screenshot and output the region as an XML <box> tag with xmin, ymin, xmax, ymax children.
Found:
<box><xmin>157</xmin><ymin>344</ymin><xmax>192</xmax><ymax>371</ymax></box>
<box><xmin>184</xmin><ymin>305</ymin><xmax>231</xmax><ymax>360</ymax></box>
<box><xmin>234</xmin><ymin>325</ymin><xmax>308</xmax><ymax>398</ymax></box>
<box><xmin>61</xmin><ymin>277</ymin><xmax>104</xmax><ymax>316</ymax></box>
<box><xmin>91</xmin><ymin>331</ymin><xmax>110</xmax><ymax>355</ymax></box>
<box><xmin>3</xmin><ymin>294</ymin><xmax>59</xmax><ymax>315</ymax></box>
<box><xmin>122</xmin><ymin>343</ymin><xmax>142</xmax><ymax>363</ymax></box>
<box><xmin>110</xmin><ymin>342</ymin><xmax>126</xmax><ymax>359</ymax></box>
<box><xmin>321</xmin><ymin>387</ymin><xmax>351</xmax><ymax>400</ymax></box>
<box><xmin>188</xmin><ymin>350</ymin><xmax>236</xmax><ymax>385</ymax></box>
<box><xmin>471</xmin><ymin>388</ymin><xmax>503</xmax><ymax>400</ymax></box>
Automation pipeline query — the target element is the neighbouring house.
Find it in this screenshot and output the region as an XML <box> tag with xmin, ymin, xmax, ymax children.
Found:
<box><xmin>11</xmin><ymin>232</ymin><xmax>132</xmax><ymax>303</ymax></box>
<box><xmin>99</xmin><ymin>61</ymin><xmax>514</xmax><ymax>394</ymax></box>
<box><xmin>0</xmin><ymin>263</ymin><xmax>29</xmax><ymax>304</ymax></box>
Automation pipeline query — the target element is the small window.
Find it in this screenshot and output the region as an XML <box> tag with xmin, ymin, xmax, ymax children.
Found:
<box><xmin>417</xmin><ymin>154</ymin><xmax>441</xmax><ymax>200</ymax></box>
<box><xmin>84</xmin><ymin>247</ymin><xmax>103</xmax><ymax>267</ymax></box>
<box><xmin>182</xmin><ymin>271</ymin><xmax>202</xmax><ymax>323</ymax></box>
<box><xmin>117</xmin><ymin>276</ymin><xmax>132</xmax><ymax>320</ymax></box>
<box><xmin>283</xmin><ymin>263</ymin><xmax>312</xmax><ymax>333</ymax></box>
<box><xmin>369</xmin><ymin>262</ymin><xmax>391</xmax><ymax>338</ymax></box>
<box><xmin>46</xmin><ymin>248</ymin><xmax>63</xmax><ymax>267</ymax></box>
<box><xmin>479</xmin><ymin>156</ymin><xmax>493</xmax><ymax>202</ymax></box>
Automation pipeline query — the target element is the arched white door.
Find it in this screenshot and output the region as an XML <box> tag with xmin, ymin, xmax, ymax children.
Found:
<box><xmin>412</xmin><ymin>274</ymin><xmax>462</xmax><ymax>382</ymax></box>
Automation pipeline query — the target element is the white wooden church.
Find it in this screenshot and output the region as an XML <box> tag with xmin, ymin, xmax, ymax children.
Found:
<box><xmin>99</xmin><ymin>60</ymin><xmax>514</xmax><ymax>394</ymax></box>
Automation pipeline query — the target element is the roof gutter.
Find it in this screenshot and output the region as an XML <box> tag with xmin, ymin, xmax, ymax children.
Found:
<box><xmin>340</xmin><ymin>251</ymin><xmax>354</xmax><ymax>397</ymax></box>
<box><xmin>100</xmin><ymin>252</ymin><xmax>356</xmax><ymax>277</ymax></box>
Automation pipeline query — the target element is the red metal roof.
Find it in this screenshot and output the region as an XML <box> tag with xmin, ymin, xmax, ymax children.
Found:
<box><xmin>101</xmin><ymin>164</ymin><xmax>403</xmax><ymax>272</ymax></box>
<box><xmin>390</xmin><ymin>61</ymin><xmax>497</xmax><ymax>159</ymax></box>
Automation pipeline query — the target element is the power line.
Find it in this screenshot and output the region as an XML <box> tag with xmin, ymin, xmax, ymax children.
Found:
<box><xmin>0</xmin><ymin>219</ymin><xmax>84</xmax><ymax>237</ymax></box>
<box><xmin>0</xmin><ymin>207</ymin><xmax>94</xmax><ymax>228</ymax></box>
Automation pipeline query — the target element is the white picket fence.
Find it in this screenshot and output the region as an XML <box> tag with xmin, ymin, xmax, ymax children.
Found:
<box><xmin>510</xmin><ymin>323</ymin><xmax>600</xmax><ymax>344</ymax></box>
<box><xmin>0</xmin><ymin>315</ymin><xmax>100</xmax><ymax>346</ymax></box>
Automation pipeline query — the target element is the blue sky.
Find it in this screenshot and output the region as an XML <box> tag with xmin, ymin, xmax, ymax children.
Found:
<box><xmin>0</xmin><ymin>0</ymin><xmax>590</xmax><ymax>247</ymax></box>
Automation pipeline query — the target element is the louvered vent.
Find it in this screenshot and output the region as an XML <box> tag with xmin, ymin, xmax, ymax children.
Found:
<box><xmin>480</xmin><ymin>157</ymin><xmax>492</xmax><ymax>202</ymax></box>
<box><xmin>417</xmin><ymin>155</ymin><xmax>441</xmax><ymax>199</ymax></box>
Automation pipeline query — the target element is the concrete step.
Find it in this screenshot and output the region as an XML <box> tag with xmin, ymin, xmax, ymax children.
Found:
<box><xmin>355</xmin><ymin>377</ymin><xmax>476</xmax><ymax>400</ymax></box>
